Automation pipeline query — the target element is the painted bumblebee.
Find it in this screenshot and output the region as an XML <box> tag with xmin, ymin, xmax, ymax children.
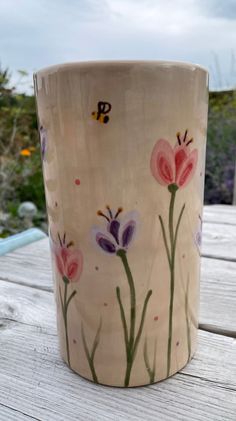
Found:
<box><xmin>91</xmin><ymin>101</ymin><xmax>112</xmax><ymax>124</ymax></box>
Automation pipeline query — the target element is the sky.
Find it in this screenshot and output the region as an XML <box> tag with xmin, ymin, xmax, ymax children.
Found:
<box><xmin>1</xmin><ymin>0</ymin><xmax>236</xmax><ymax>92</ymax></box>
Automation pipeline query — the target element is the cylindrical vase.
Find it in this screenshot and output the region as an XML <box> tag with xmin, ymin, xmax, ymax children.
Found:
<box><xmin>34</xmin><ymin>61</ymin><xmax>208</xmax><ymax>387</ymax></box>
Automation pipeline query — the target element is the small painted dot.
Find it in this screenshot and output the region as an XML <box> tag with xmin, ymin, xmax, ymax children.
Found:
<box><xmin>104</xmin><ymin>303</ymin><xmax>108</xmax><ymax>307</ymax></box>
<box><xmin>95</xmin><ymin>266</ymin><xmax>99</xmax><ymax>271</ymax></box>
<box><xmin>75</xmin><ymin>179</ymin><xmax>81</xmax><ymax>186</ymax></box>
<box><xmin>154</xmin><ymin>316</ymin><xmax>159</xmax><ymax>321</ymax></box>
<box><xmin>73</xmin><ymin>339</ymin><xmax>77</xmax><ymax>344</ymax></box>
<box><xmin>182</xmin><ymin>254</ymin><xmax>185</xmax><ymax>259</ymax></box>
<box><xmin>176</xmin><ymin>341</ymin><xmax>180</xmax><ymax>347</ymax></box>
<box><xmin>55</xmin><ymin>201</ymin><xmax>58</xmax><ymax>207</ymax></box>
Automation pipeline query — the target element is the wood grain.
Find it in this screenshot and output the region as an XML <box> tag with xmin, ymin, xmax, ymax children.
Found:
<box><xmin>0</xmin><ymin>239</ymin><xmax>52</xmax><ymax>290</ymax></box>
<box><xmin>200</xmin><ymin>258</ymin><xmax>236</xmax><ymax>337</ymax></box>
<box><xmin>202</xmin><ymin>221</ymin><xmax>236</xmax><ymax>261</ymax></box>
<box><xmin>0</xmin><ymin>279</ymin><xmax>235</xmax><ymax>421</ymax></box>
<box><xmin>0</xmin><ymin>405</ymin><xmax>40</xmax><ymax>421</ymax></box>
<box><xmin>203</xmin><ymin>205</ymin><xmax>236</xmax><ymax>225</ymax></box>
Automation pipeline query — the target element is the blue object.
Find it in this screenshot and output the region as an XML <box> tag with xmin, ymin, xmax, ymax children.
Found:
<box><xmin>0</xmin><ymin>228</ymin><xmax>47</xmax><ymax>256</ymax></box>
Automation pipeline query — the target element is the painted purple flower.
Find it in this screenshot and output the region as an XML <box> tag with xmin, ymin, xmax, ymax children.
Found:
<box><xmin>92</xmin><ymin>206</ymin><xmax>139</xmax><ymax>254</ymax></box>
<box><xmin>39</xmin><ymin>126</ymin><xmax>47</xmax><ymax>160</ymax></box>
<box><xmin>92</xmin><ymin>205</ymin><xmax>152</xmax><ymax>387</ymax></box>
<box><xmin>194</xmin><ymin>214</ymin><xmax>202</xmax><ymax>255</ymax></box>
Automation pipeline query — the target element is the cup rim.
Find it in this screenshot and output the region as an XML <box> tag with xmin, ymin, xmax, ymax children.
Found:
<box><xmin>35</xmin><ymin>60</ymin><xmax>208</xmax><ymax>77</ymax></box>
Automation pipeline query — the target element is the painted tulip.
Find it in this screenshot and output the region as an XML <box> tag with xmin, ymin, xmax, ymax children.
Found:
<box><xmin>150</xmin><ymin>130</ymin><xmax>198</xmax><ymax>190</ymax></box>
<box><xmin>51</xmin><ymin>232</ymin><xmax>83</xmax><ymax>368</ymax></box>
<box><xmin>54</xmin><ymin>233</ymin><xmax>83</xmax><ymax>283</ymax></box>
<box><xmin>150</xmin><ymin>130</ymin><xmax>197</xmax><ymax>377</ymax></box>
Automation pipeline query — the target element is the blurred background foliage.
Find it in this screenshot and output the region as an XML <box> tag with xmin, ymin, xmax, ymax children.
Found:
<box><xmin>0</xmin><ymin>65</ymin><xmax>235</xmax><ymax>237</ymax></box>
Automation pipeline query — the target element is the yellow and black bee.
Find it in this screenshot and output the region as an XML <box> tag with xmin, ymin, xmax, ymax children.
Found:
<box><xmin>92</xmin><ymin>101</ymin><xmax>112</xmax><ymax>124</ymax></box>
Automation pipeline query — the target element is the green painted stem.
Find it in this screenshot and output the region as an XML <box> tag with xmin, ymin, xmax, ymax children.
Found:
<box><xmin>125</xmin><ymin>289</ymin><xmax>152</xmax><ymax>387</ymax></box>
<box><xmin>81</xmin><ymin>321</ymin><xmax>101</xmax><ymax>384</ymax></box>
<box><xmin>117</xmin><ymin>249</ymin><xmax>136</xmax><ymax>387</ymax></box>
<box><xmin>144</xmin><ymin>337</ymin><xmax>157</xmax><ymax>384</ymax></box>
<box><xmin>117</xmin><ymin>249</ymin><xmax>136</xmax><ymax>352</ymax></box>
<box><xmin>166</xmin><ymin>187</ymin><xmax>176</xmax><ymax>377</ymax></box>
<box><xmin>59</xmin><ymin>278</ymin><xmax>77</xmax><ymax>369</ymax></box>
<box><xmin>163</xmin><ymin>184</ymin><xmax>185</xmax><ymax>378</ymax></box>
<box><xmin>63</xmin><ymin>282</ymin><xmax>71</xmax><ymax>367</ymax></box>
<box><xmin>116</xmin><ymin>249</ymin><xmax>152</xmax><ymax>387</ymax></box>
<box><xmin>116</xmin><ymin>286</ymin><xmax>129</xmax><ymax>360</ymax></box>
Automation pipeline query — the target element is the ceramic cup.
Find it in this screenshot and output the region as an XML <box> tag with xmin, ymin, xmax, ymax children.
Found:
<box><xmin>34</xmin><ymin>61</ymin><xmax>208</xmax><ymax>387</ymax></box>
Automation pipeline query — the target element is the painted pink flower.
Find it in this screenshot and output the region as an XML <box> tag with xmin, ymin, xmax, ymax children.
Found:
<box><xmin>150</xmin><ymin>130</ymin><xmax>198</xmax><ymax>189</ymax></box>
<box><xmin>53</xmin><ymin>233</ymin><xmax>83</xmax><ymax>283</ymax></box>
<box><xmin>92</xmin><ymin>206</ymin><xmax>139</xmax><ymax>254</ymax></box>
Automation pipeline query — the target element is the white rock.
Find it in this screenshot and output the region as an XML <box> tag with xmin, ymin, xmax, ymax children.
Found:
<box><xmin>18</xmin><ymin>202</ymin><xmax>37</xmax><ymax>219</ymax></box>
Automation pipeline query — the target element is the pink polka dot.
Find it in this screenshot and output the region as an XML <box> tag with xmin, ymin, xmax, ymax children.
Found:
<box><xmin>75</xmin><ymin>179</ymin><xmax>80</xmax><ymax>186</ymax></box>
<box><xmin>154</xmin><ymin>316</ymin><xmax>159</xmax><ymax>321</ymax></box>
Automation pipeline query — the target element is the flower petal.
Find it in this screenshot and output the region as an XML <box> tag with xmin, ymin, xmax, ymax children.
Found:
<box><xmin>55</xmin><ymin>252</ymin><xmax>64</xmax><ymax>277</ymax></box>
<box><xmin>96</xmin><ymin>233</ymin><xmax>117</xmax><ymax>253</ymax></box>
<box><xmin>174</xmin><ymin>145</ymin><xmax>189</xmax><ymax>182</ymax></box>
<box><xmin>150</xmin><ymin>139</ymin><xmax>175</xmax><ymax>186</ymax></box>
<box><xmin>176</xmin><ymin>149</ymin><xmax>198</xmax><ymax>188</ymax></box>
<box><xmin>108</xmin><ymin>219</ymin><xmax>120</xmax><ymax>244</ymax></box>
<box><xmin>118</xmin><ymin>210</ymin><xmax>139</xmax><ymax>248</ymax></box>
<box><xmin>121</xmin><ymin>220</ymin><xmax>136</xmax><ymax>248</ymax></box>
<box><xmin>66</xmin><ymin>249</ymin><xmax>83</xmax><ymax>282</ymax></box>
<box><xmin>61</xmin><ymin>246</ymin><xmax>69</xmax><ymax>266</ymax></box>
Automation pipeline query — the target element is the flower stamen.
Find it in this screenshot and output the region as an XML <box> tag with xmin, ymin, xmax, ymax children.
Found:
<box><xmin>115</xmin><ymin>207</ymin><xmax>123</xmax><ymax>218</ymax></box>
<box><xmin>183</xmin><ymin>129</ymin><xmax>188</xmax><ymax>142</ymax></box>
<box><xmin>97</xmin><ymin>210</ymin><xmax>110</xmax><ymax>222</ymax></box>
<box><xmin>67</xmin><ymin>241</ymin><xmax>74</xmax><ymax>248</ymax></box>
<box><xmin>106</xmin><ymin>205</ymin><xmax>113</xmax><ymax>219</ymax></box>
<box><xmin>186</xmin><ymin>138</ymin><xmax>193</xmax><ymax>146</ymax></box>
<box><xmin>58</xmin><ymin>232</ymin><xmax>62</xmax><ymax>247</ymax></box>
<box><xmin>176</xmin><ymin>132</ymin><xmax>181</xmax><ymax>145</ymax></box>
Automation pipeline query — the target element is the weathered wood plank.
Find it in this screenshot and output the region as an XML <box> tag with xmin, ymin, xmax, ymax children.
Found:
<box><xmin>0</xmin><ymin>280</ymin><xmax>235</xmax><ymax>421</ymax></box>
<box><xmin>0</xmin><ymin>405</ymin><xmax>40</xmax><ymax>421</ymax></box>
<box><xmin>201</xmin><ymin>221</ymin><xmax>236</xmax><ymax>261</ymax></box>
<box><xmin>0</xmin><ymin>326</ymin><xmax>235</xmax><ymax>421</ymax></box>
<box><xmin>0</xmin><ymin>280</ymin><xmax>55</xmax><ymax>331</ymax></box>
<box><xmin>200</xmin><ymin>258</ymin><xmax>236</xmax><ymax>337</ymax></box>
<box><xmin>203</xmin><ymin>205</ymin><xmax>236</xmax><ymax>225</ymax></box>
<box><xmin>0</xmin><ymin>239</ymin><xmax>52</xmax><ymax>291</ymax></box>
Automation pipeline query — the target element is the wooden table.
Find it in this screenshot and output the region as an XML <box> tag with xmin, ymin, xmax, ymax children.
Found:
<box><xmin>0</xmin><ymin>205</ymin><xmax>235</xmax><ymax>421</ymax></box>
